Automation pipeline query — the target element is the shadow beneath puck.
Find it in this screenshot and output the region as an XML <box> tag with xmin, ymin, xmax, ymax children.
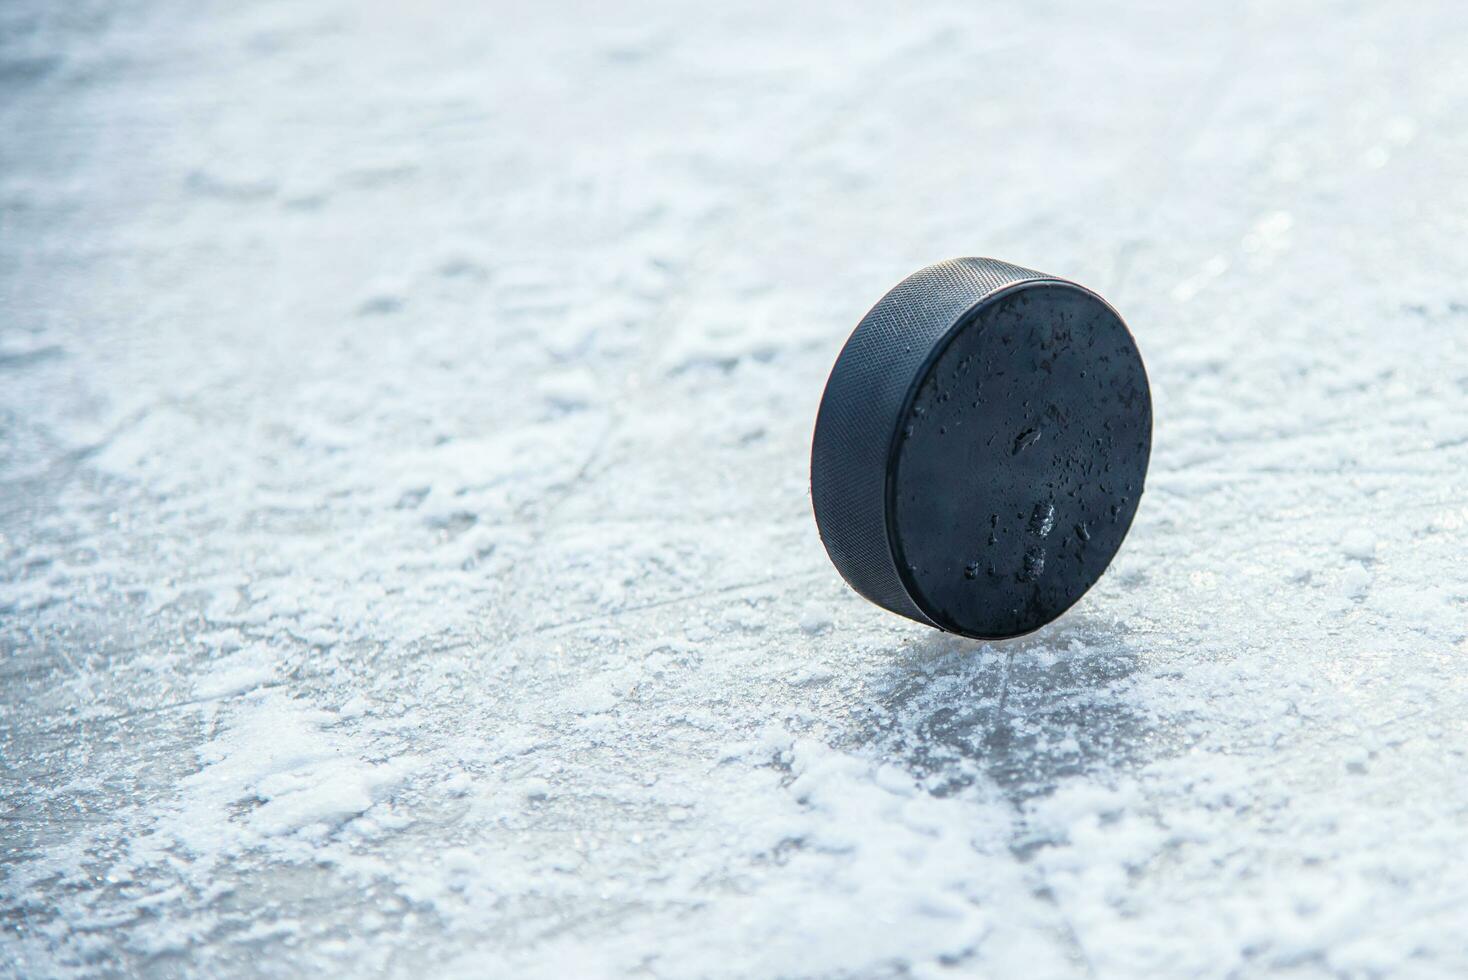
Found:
<box><xmin>855</xmin><ymin>616</ymin><xmax>1184</xmax><ymax>806</ymax></box>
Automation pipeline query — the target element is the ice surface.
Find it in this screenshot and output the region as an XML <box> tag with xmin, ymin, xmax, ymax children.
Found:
<box><xmin>3</xmin><ymin>0</ymin><xmax>1468</xmax><ymax>976</ymax></box>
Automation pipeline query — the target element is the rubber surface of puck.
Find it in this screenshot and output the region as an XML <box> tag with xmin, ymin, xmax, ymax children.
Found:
<box><xmin>810</xmin><ymin>257</ymin><xmax>1151</xmax><ymax>639</ymax></box>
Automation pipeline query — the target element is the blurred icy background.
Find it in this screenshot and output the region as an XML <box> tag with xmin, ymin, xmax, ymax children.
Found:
<box><xmin>3</xmin><ymin>0</ymin><xmax>1468</xmax><ymax>976</ymax></box>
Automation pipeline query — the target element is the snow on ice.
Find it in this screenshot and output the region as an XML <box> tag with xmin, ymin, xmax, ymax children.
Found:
<box><xmin>4</xmin><ymin>0</ymin><xmax>1468</xmax><ymax>976</ymax></box>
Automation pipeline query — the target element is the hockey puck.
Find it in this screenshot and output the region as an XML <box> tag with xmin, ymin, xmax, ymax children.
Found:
<box><xmin>810</xmin><ymin>257</ymin><xmax>1151</xmax><ymax>639</ymax></box>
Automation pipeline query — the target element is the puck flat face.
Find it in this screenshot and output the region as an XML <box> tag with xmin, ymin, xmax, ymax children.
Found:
<box><xmin>810</xmin><ymin>258</ymin><xmax>1151</xmax><ymax>640</ymax></box>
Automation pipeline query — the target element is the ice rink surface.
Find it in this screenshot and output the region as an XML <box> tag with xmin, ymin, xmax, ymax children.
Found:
<box><xmin>4</xmin><ymin>0</ymin><xmax>1468</xmax><ymax>975</ymax></box>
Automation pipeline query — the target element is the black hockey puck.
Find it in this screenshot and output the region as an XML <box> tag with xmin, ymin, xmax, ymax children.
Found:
<box><xmin>810</xmin><ymin>257</ymin><xmax>1151</xmax><ymax>639</ymax></box>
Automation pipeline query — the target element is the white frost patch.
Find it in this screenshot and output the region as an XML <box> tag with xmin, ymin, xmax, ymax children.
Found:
<box><xmin>797</xmin><ymin>600</ymin><xmax>833</xmax><ymax>634</ymax></box>
<box><xmin>336</xmin><ymin>694</ymin><xmax>371</xmax><ymax>719</ymax></box>
<box><xmin>1340</xmin><ymin>563</ymin><xmax>1372</xmax><ymax>600</ymax></box>
<box><xmin>191</xmin><ymin>652</ymin><xmax>277</xmax><ymax>700</ymax></box>
<box><xmin>474</xmin><ymin>736</ymin><xmax>1072</xmax><ymax>978</ymax></box>
<box><xmin>1340</xmin><ymin>528</ymin><xmax>1377</xmax><ymax>562</ymax></box>
<box><xmin>161</xmin><ymin>692</ymin><xmax>413</xmax><ymax>861</ymax></box>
